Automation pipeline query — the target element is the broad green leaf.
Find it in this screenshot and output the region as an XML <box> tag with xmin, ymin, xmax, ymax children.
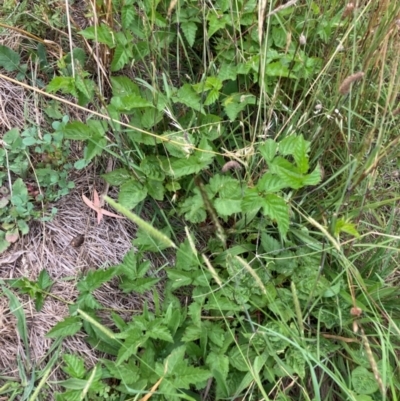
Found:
<box><xmin>146</xmin><ymin>180</ymin><xmax>165</xmax><ymax>200</ymax></box>
<box><xmin>79</xmin><ymin>24</ymin><xmax>116</xmax><ymax>47</ymax></box>
<box><xmin>174</xmin><ymin>84</ymin><xmax>205</xmax><ymax>113</ymax></box>
<box><xmin>147</xmin><ymin>320</ymin><xmax>173</xmax><ymax>342</ymax></box>
<box><xmin>120</xmin><ymin>277</ymin><xmax>160</xmax><ymax>294</ymax></box>
<box><xmin>266</xmin><ymin>61</ymin><xmax>294</xmax><ymax>78</ymax></box>
<box><xmin>302</xmin><ymin>165</ymin><xmax>322</xmax><ymax>186</ymax></box>
<box><xmin>132</xmin><ymin>226</ymin><xmax>172</xmax><ymax>252</ymax></box>
<box><xmin>206</xmin><ymin>352</ymin><xmax>229</xmax><ymax>380</ymax></box>
<box><xmin>57</xmin><ymin>378</ymin><xmax>88</xmax><ymax>390</ymax></box>
<box><xmin>37</xmin><ymin>269</ymin><xmax>53</xmax><ymax>290</ymax></box>
<box><xmin>102</xmin><ymin>168</ymin><xmax>131</xmax><ymax>186</ymax></box>
<box><xmin>208</xmin><ymin>13</ymin><xmax>231</xmax><ymax>38</ymax></box>
<box><xmin>261</xmin><ymin>194</ymin><xmax>289</xmax><ymax>237</ymax></box>
<box><xmin>351</xmin><ymin>366</ymin><xmax>379</xmax><ymax>395</ymax></box>
<box><xmin>181</xmin><ymin>21</ymin><xmax>197</xmax><ymax>47</ymax></box>
<box><xmin>0</xmin><ymin>45</ymin><xmax>20</xmax><ymax>71</ymax></box>
<box><xmin>47</xmin><ymin>76</ymin><xmax>76</xmax><ymax>96</ymax></box>
<box><xmin>63</xmin><ymin>354</ymin><xmax>86</xmax><ymax>379</ymax></box>
<box><xmin>259</xmin><ymin>139</ymin><xmax>278</xmax><ymax>162</ymax></box>
<box><xmin>217</xmin><ymin>63</ymin><xmax>238</xmax><ymax>81</ymax></box>
<box><xmin>116</xmin><ymin>330</ymin><xmax>147</xmax><ymax>365</ymax></box>
<box><xmin>111</xmin><ymin>44</ymin><xmax>131</xmax><ymax>71</ymax></box>
<box><xmin>182</xmin><ymin>325</ymin><xmax>202</xmax><ymax>342</ymax></box>
<box><xmin>140</xmin><ymin>156</ymin><xmax>165</xmax><ymax>181</ymax></box>
<box><xmin>118</xmin><ymin>179</ymin><xmax>147</xmax><ymax>209</ymax></box>
<box><xmin>84</xmin><ymin>133</ymin><xmax>107</xmax><ymax>161</ymax></box>
<box><xmin>257</xmin><ymin>172</ymin><xmax>286</xmax><ymax>193</ymax></box>
<box><xmin>167</xmin><ymin>269</ymin><xmax>194</xmax><ymax>289</ymax></box>
<box><xmin>269</xmin><ymin>157</ymin><xmax>304</xmax><ymax>189</ymax></box>
<box><xmin>110</xmin><ymin>76</ymin><xmax>140</xmax><ymax>96</ymax></box>
<box><xmin>334</xmin><ymin>218</ymin><xmax>360</xmax><ymax>238</ymax></box>
<box><xmin>77</xmin><ymin>268</ymin><xmax>116</xmax><ymax>292</ymax></box>
<box><xmin>111</xmin><ymin>94</ymin><xmax>153</xmax><ymax>111</ymax></box>
<box><xmin>121</xmin><ymin>5</ymin><xmax>136</xmax><ymax>30</ymax></box>
<box><xmin>241</xmin><ymin>187</ymin><xmax>262</xmax><ymax>214</ymax></box>
<box><xmin>204</xmin><ymin>88</ymin><xmax>220</xmax><ymax>105</ymax></box>
<box><xmin>61</xmin><ymin>121</ymin><xmax>93</xmax><ymax>140</ymax></box>
<box><xmin>214</xmin><ymin>198</ymin><xmax>242</xmax><ymax>216</ymax></box>
<box><xmin>46</xmin><ymin>316</ymin><xmax>82</xmax><ymax>338</ymax></box>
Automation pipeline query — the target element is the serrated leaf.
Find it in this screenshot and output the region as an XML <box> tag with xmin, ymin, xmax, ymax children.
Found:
<box><xmin>147</xmin><ymin>321</ymin><xmax>173</xmax><ymax>342</ymax></box>
<box><xmin>37</xmin><ymin>269</ymin><xmax>53</xmax><ymax>290</ymax></box>
<box><xmin>262</xmin><ymin>194</ymin><xmax>289</xmax><ymax>237</ymax></box>
<box><xmin>241</xmin><ymin>187</ymin><xmax>262</xmax><ymax>214</ymax></box>
<box><xmin>79</xmin><ymin>24</ymin><xmax>116</xmax><ymax>47</ymax></box>
<box><xmin>61</xmin><ymin>121</ymin><xmax>93</xmax><ymax>140</ymax></box>
<box><xmin>140</xmin><ymin>156</ymin><xmax>165</xmax><ymax>181</ymax></box>
<box><xmin>217</xmin><ymin>63</ymin><xmax>238</xmax><ymax>81</ymax></box>
<box><xmin>167</xmin><ymin>269</ymin><xmax>194</xmax><ymax>289</ymax></box>
<box><xmin>214</xmin><ymin>198</ymin><xmax>242</xmax><ymax>216</ymax></box>
<box><xmin>0</xmin><ymin>45</ymin><xmax>20</xmax><ymax>72</ymax></box>
<box><xmin>120</xmin><ymin>277</ymin><xmax>160</xmax><ymax>294</ymax></box>
<box><xmin>110</xmin><ymin>76</ymin><xmax>140</xmax><ymax>96</ymax></box>
<box><xmin>47</xmin><ymin>76</ymin><xmax>76</xmax><ymax>95</ymax></box>
<box><xmin>259</xmin><ymin>139</ymin><xmax>278</xmax><ymax>162</ymax></box>
<box><xmin>206</xmin><ymin>352</ymin><xmax>229</xmax><ymax>380</ymax></box>
<box><xmin>181</xmin><ymin>22</ymin><xmax>197</xmax><ymax>47</ymax></box>
<box><xmin>77</xmin><ymin>268</ymin><xmax>116</xmax><ymax>292</ymax></box>
<box><xmin>121</xmin><ymin>5</ymin><xmax>135</xmax><ymax>30</ymax></box>
<box><xmin>118</xmin><ymin>179</ymin><xmax>147</xmax><ymax>209</ymax></box>
<box><xmin>175</xmin><ymin>84</ymin><xmax>205</xmax><ymax>113</ymax></box>
<box><xmin>111</xmin><ymin>94</ymin><xmax>153</xmax><ymax>111</ymax></box>
<box><xmin>46</xmin><ymin>316</ymin><xmax>82</xmax><ymax>338</ymax></box>
<box><xmin>351</xmin><ymin>366</ymin><xmax>379</xmax><ymax>395</ymax></box>
<box><xmin>257</xmin><ymin>172</ymin><xmax>286</xmax><ymax>193</ymax></box>
<box><xmin>269</xmin><ymin>157</ymin><xmax>304</xmax><ymax>189</ymax></box>
<box><xmin>63</xmin><ymin>354</ymin><xmax>86</xmax><ymax>379</ymax></box>
<box><xmin>102</xmin><ymin>168</ymin><xmax>131</xmax><ymax>186</ymax></box>
<box><xmin>204</xmin><ymin>88</ymin><xmax>220</xmax><ymax>105</ymax></box>
<box><xmin>146</xmin><ymin>180</ymin><xmax>165</xmax><ymax>200</ymax></box>
<box><xmin>111</xmin><ymin>44</ymin><xmax>130</xmax><ymax>71</ymax></box>
<box><xmin>302</xmin><ymin>165</ymin><xmax>321</xmax><ymax>186</ymax></box>
<box><xmin>208</xmin><ymin>13</ymin><xmax>230</xmax><ymax>38</ymax></box>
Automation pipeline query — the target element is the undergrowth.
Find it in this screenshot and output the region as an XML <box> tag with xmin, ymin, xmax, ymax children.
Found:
<box><xmin>1</xmin><ymin>0</ymin><xmax>400</xmax><ymax>400</ymax></box>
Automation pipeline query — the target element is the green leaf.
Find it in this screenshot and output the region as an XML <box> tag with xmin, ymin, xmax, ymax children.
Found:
<box><xmin>351</xmin><ymin>366</ymin><xmax>379</xmax><ymax>395</ymax></box>
<box><xmin>214</xmin><ymin>198</ymin><xmax>242</xmax><ymax>216</ymax></box>
<box><xmin>302</xmin><ymin>165</ymin><xmax>322</xmax><ymax>186</ymax></box>
<box><xmin>121</xmin><ymin>5</ymin><xmax>136</xmax><ymax>30</ymax></box>
<box><xmin>174</xmin><ymin>84</ymin><xmax>205</xmax><ymax>113</ymax></box>
<box><xmin>118</xmin><ymin>179</ymin><xmax>147</xmax><ymax>209</ymax></box>
<box><xmin>46</xmin><ymin>316</ymin><xmax>82</xmax><ymax>338</ymax></box>
<box><xmin>206</xmin><ymin>352</ymin><xmax>229</xmax><ymax>381</ymax></box>
<box><xmin>111</xmin><ymin>94</ymin><xmax>153</xmax><ymax>111</ymax></box>
<box><xmin>37</xmin><ymin>269</ymin><xmax>53</xmax><ymax>290</ymax></box>
<box><xmin>61</xmin><ymin>121</ymin><xmax>93</xmax><ymax>140</ymax></box>
<box><xmin>132</xmin><ymin>227</ymin><xmax>172</xmax><ymax>252</ymax></box>
<box><xmin>110</xmin><ymin>76</ymin><xmax>140</xmax><ymax>97</ymax></box>
<box><xmin>181</xmin><ymin>22</ymin><xmax>197</xmax><ymax>47</ymax></box>
<box><xmin>167</xmin><ymin>269</ymin><xmax>194</xmax><ymax>290</ymax></box>
<box><xmin>257</xmin><ymin>173</ymin><xmax>286</xmax><ymax>193</ymax></box>
<box><xmin>63</xmin><ymin>354</ymin><xmax>86</xmax><ymax>379</ymax></box>
<box><xmin>0</xmin><ymin>45</ymin><xmax>20</xmax><ymax>72</ymax></box>
<box><xmin>269</xmin><ymin>157</ymin><xmax>304</xmax><ymax>189</ymax></box>
<box><xmin>79</xmin><ymin>24</ymin><xmax>116</xmax><ymax>47</ymax></box>
<box><xmin>262</xmin><ymin>194</ymin><xmax>289</xmax><ymax>237</ymax></box>
<box><xmin>208</xmin><ymin>13</ymin><xmax>230</xmax><ymax>38</ymax></box>
<box><xmin>77</xmin><ymin>268</ymin><xmax>116</xmax><ymax>293</ymax></box>
<box><xmin>241</xmin><ymin>187</ymin><xmax>262</xmax><ymax>214</ymax></box>
<box><xmin>147</xmin><ymin>320</ymin><xmax>173</xmax><ymax>342</ymax></box>
<box><xmin>217</xmin><ymin>63</ymin><xmax>238</xmax><ymax>81</ymax></box>
<box><xmin>146</xmin><ymin>180</ymin><xmax>165</xmax><ymax>200</ymax></box>
<box><xmin>259</xmin><ymin>139</ymin><xmax>278</xmax><ymax>162</ymax></box>
<box><xmin>47</xmin><ymin>76</ymin><xmax>77</xmax><ymax>96</ymax></box>
<box><xmin>120</xmin><ymin>277</ymin><xmax>160</xmax><ymax>294</ymax></box>
<box><xmin>140</xmin><ymin>156</ymin><xmax>165</xmax><ymax>181</ymax></box>
<box><xmin>111</xmin><ymin>44</ymin><xmax>131</xmax><ymax>71</ymax></box>
<box><xmin>102</xmin><ymin>168</ymin><xmax>131</xmax><ymax>186</ymax></box>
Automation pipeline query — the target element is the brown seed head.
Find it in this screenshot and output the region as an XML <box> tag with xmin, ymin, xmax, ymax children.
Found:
<box><xmin>339</xmin><ymin>72</ymin><xmax>365</xmax><ymax>95</ymax></box>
